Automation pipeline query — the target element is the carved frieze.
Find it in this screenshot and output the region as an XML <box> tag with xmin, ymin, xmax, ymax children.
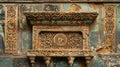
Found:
<box><xmin>27</xmin><ymin>49</ymin><xmax>92</xmax><ymax>57</ymax></box>
<box><xmin>24</xmin><ymin>12</ymin><xmax>98</xmax><ymax>25</ymax></box>
<box><xmin>5</xmin><ymin>5</ymin><xmax>18</xmax><ymax>53</ymax></box>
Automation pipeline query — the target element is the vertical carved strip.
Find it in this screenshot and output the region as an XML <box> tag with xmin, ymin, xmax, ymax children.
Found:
<box><xmin>5</xmin><ymin>5</ymin><xmax>18</xmax><ymax>53</ymax></box>
<box><xmin>32</xmin><ymin>26</ymin><xmax>37</xmax><ymax>49</ymax></box>
<box><xmin>82</xmin><ymin>26</ymin><xmax>89</xmax><ymax>50</ymax></box>
<box><xmin>104</xmin><ymin>5</ymin><xmax>116</xmax><ymax>51</ymax></box>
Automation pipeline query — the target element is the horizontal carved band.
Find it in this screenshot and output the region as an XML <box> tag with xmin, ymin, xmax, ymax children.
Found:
<box><xmin>27</xmin><ymin>49</ymin><xmax>92</xmax><ymax>57</ymax></box>
<box><xmin>24</xmin><ymin>12</ymin><xmax>98</xmax><ymax>25</ymax></box>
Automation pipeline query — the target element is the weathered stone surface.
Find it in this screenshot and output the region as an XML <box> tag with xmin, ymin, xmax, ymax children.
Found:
<box><xmin>0</xmin><ymin>2</ymin><xmax>120</xmax><ymax>67</ymax></box>
<box><xmin>0</xmin><ymin>0</ymin><xmax>120</xmax><ymax>2</ymax></box>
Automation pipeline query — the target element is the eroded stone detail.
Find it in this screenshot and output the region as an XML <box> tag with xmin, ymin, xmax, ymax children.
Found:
<box><xmin>5</xmin><ymin>5</ymin><xmax>18</xmax><ymax>53</ymax></box>
<box><xmin>25</xmin><ymin>12</ymin><xmax>97</xmax><ymax>67</ymax></box>
<box><xmin>24</xmin><ymin>12</ymin><xmax>98</xmax><ymax>25</ymax></box>
<box><xmin>96</xmin><ymin>5</ymin><xmax>116</xmax><ymax>54</ymax></box>
<box><xmin>53</xmin><ymin>33</ymin><xmax>67</xmax><ymax>46</ymax></box>
<box><xmin>27</xmin><ymin>50</ymin><xmax>92</xmax><ymax>56</ymax></box>
<box><xmin>27</xmin><ymin>25</ymin><xmax>92</xmax><ymax>57</ymax></box>
<box><xmin>39</xmin><ymin>32</ymin><xmax>83</xmax><ymax>49</ymax></box>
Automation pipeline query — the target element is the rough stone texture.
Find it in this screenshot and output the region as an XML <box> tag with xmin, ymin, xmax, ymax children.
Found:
<box><xmin>0</xmin><ymin>2</ymin><xmax>120</xmax><ymax>67</ymax></box>
<box><xmin>0</xmin><ymin>0</ymin><xmax>119</xmax><ymax>2</ymax></box>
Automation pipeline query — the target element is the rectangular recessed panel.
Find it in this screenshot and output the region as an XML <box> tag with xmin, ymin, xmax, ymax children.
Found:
<box><xmin>39</xmin><ymin>32</ymin><xmax>83</xmax><ymax>49</ymax></box>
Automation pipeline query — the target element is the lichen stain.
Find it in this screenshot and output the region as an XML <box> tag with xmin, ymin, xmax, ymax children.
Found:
<box><xmin>69</xmin><ymin>4</ymin><xmax>81</xmax><ymax>12</ymax></box>
<box><xmin>89</xmin><ymin>3</ymin><xmax>103</xmax><ymax>10</ymax></box>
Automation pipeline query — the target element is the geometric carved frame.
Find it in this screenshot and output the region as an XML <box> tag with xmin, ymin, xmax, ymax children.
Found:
<box><xmin>28</xmin><ymin>25</ymin><xmax>92</xmax><ymax>57</ymax></box>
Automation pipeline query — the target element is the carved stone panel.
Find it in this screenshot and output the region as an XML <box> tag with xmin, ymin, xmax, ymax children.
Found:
<box><xmin>39</xmin><ymin>32</ymin><xmax>83</xmax><ymax>49</ymax></box>
<box><xmin>5</xmin><ymin>5</ymin><xmax>18</xmax><ymax>53</ymax></box>
<box><xmin>27</xmin><ymin>26</ymin><xmax>92</xmax><ymax>57</ymax></box>
<box><xmin>96</xmin><ymin>5</ymin><xmax>116</xmax><ymax>54</ymax></box>
<box><xmin>32</xmin><ymin>26</ymin><xmax>84</xmax><ymax>49</ymax></box>
<box><xmin>104</xmin><ymin>5</ymin><xmax>116</xmax><ymax>50</ymax></box>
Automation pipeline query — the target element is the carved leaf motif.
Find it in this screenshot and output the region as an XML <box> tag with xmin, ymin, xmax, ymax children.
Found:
<box><xmin>39</xmin><ymin>32</ymin><xmax>83</xmax><ymax>49</ymax></box>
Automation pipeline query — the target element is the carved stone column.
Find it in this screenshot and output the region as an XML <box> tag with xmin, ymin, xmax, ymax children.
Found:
<box><xmin>29</xmin><ymin>56</ymin><xmax>36</xmax><ymax>67</ymax></box>
<box><xmin>82</xmin><ymin>26</ymin><xmax>89</xmax><ymax>50</ymax></box>
<box><xmin>85</xmin><ymin>57</ymin><xmax>92</xmax><ymax>67</ymax></box>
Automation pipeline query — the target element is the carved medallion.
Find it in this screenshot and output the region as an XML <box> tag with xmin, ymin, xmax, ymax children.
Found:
<box><xmin>53</xmin><ymin>33</ymin><xmax>67</xmax><ymax>46</ymax></box>
<box><xmin>39</xmin><ymin>32</ymin><xmax>83</xmax><ymax>49</ymax></box>
<box><xmin>7</xmin><ymin>19</ymin><xmax>16</xmax><ymax>29</ymax></box>
<box><xmin>7</xmin><ymin>6</ymin><xmax>16</xmax><ymax>18</ymax></box>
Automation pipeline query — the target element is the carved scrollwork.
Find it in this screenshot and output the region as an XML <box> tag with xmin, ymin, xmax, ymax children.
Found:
<box><xmin>7</xmin><ymin>19</ymin><xmax>16</xmax><ymax>30</ymax></box>
<box><xmin>28</xmin><ymin>26</ymin><xmax>92</xmax><ymax>57</ymax></box>
<box><xmin>7</xmin><ymin>5</ymin><xmax>16</xmax><ymax>18</ymax></box>
<box><xmin>5</xmin><ymin>5</ymin><xmax>18</xmax><ymax>53</ymax></box>
<box><xmin>96</xmin><ymin>5</ymin><xmax>116</xmax><ymax>54</ymax></box>
<box><xmin>27</xmin><ymin>49</ymin><xmax>92</xmax><ymax>57</ymax></box>
<box><xmin>24</xmin><ymin>12</ymin><xmax>98</xmax><ymax>25</ymax></box>
<box><xmin>39</xmin><ymin>32</ymin><xmax>83</xmax><ymax>49</ymax></box>
<box><xmin>104</xmin><ymin>6</ymin><xmax>116</xmax><ymax>51</ymax></box>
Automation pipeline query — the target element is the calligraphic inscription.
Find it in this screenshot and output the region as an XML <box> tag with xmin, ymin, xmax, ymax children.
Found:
<box><xmin>39</xmin><ymin>32</ymin><xmax>83</xmax><ymax>49</ymax></box>
<box><xmin>104</xmin><ymin>5</ymin><xmax>116</xmax><ymax>49</ymax></box>
<box><xmin>5</xmin><ymin>5</ymin><xmax>18</xmax><ymax>53</ymax></box>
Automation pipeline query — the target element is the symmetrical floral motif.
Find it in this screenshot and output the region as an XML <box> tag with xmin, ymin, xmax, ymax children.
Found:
<box><xmin>96</xmin><ymin>5</ymin><xmax>116</xmax><ymax>54</ymax></box>
<box><xmin>39</xmin><ymin>32</ymin><xmax>83</xmax><ymax>49</ymax></box>
<box><xmin>53</xmin><ymin>33</ymin><xmax>67</xmax><ymax>46</ymax></box>
<box><xmin>5</xmin><ymin>5</ymin><xmax>18</xmax><ymax>53</ymax></box>
<box><xmin>104</xmin><ymin>6</ymin><xmax>116</xmax><ymax>50</ymax></box>
<box><xmin>26</xmin><ymin>12</ymin><xmax>94</xmax><ymax>67</ymax></box>
<box><xmin>32</xmin><ymin>26</ymin><xmax>88</xmax><ymax>49</ymax></box>
<box><xmin>28</xmin><ymin>25</ymin><xmax>91</xmax><ymax>57</ymax></box>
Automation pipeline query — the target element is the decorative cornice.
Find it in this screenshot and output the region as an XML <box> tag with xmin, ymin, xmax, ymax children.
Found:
<box><xmin>27</xmin><ymin>49</ymin><xmax>93</xmax><ymax>57</ymax></box>
<box><xmin>24</xmin><ymin>12</ymin><xmax>98</xmax><ymax>25</ymax></box>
